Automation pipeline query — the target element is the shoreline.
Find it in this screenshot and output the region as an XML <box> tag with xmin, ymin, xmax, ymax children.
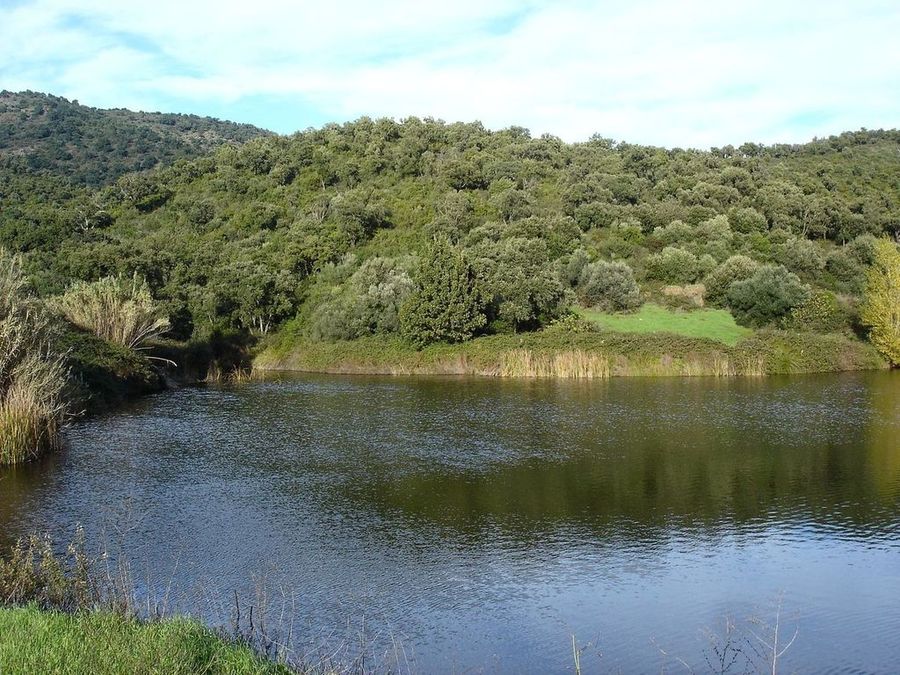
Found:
<box><xmin>254</xmin><ymin>329</ymin><xmax>888</xmax><ymax>379</ymax></box>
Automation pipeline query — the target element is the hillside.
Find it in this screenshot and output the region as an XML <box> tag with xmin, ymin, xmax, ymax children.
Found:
<box><xmin>1</xmin><ymin>108</ymin><xmax>898</xmax><ymax>371</ymax></box>
<box><xmin>0</xmin><ymin>91</ymin><xmax>271</xmax><ymax>187</ymax></box>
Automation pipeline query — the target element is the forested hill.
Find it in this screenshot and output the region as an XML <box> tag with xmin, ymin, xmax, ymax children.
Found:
<box><xmin>0</xmin><ymin>91</ymin><xmax>271</xmax><ymax>186</ymax></box>
<box><xmin>2</xmin><ymin>109</ymin><xmax>899</xmax><ymax>352</ymax></box>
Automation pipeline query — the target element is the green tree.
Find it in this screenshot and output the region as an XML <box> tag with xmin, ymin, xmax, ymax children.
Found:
<box><xmin>726</xmin><ymin>265</ymin><xmax>809</xmax><ymax>327</ymax></box>
<box><xmin>577</xmin><ymin>261</ymin><xmax>643</xmax><ymax>311</ymax></box>
<box><xmin>860</xmin><ymin>239</ymin><xmax>900</xmax><ymax>365</ymax></box>
<box><xmin>703</xmin><ymin>255</ymin><xmax>759</xmax><ymax>307</ymax></box>
<box><xmin>399</xmin><ymin>239</ymin><xmax>486</xmax><ymax>346</ymax></box>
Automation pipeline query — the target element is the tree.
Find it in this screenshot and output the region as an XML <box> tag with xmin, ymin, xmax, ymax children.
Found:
<box><xmin>726</xmin><ymin>265</ymin><xmax>809</xmax><ymax>327</ymax></box>
<box><xmin>703</xmin><ymin>255</ymin><xmax>759</xmax><ymax>307</ymax></box>
<box><xmin>646</xmin><ymin>246</ymin><xmax>701</xmax><ymax>284</ymax></box>
<box><xmin>860</xmin><ymin>239</ymin><xmax>900</xmax><ymax>365</ymax></box>
<box><xmin>399</xmin><ymin>239</ymin><xmax>486</xmax><ymax>346</ymax></box>
<box><xmin>577</xmin><ymin>261</ymin><xmax>643</xmax><ymax>311</ymax></box>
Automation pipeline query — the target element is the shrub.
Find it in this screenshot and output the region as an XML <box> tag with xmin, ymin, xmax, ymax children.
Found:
<box><xmin>860</xmin><ymin>239</ymin><xmax>900</xmax><ymax>365</ymax></box>
<box><xmin>703</xmin><ymin>255</ymin><xmax>760</xmax><ymax>306</ymax></box>
<box><xmin>847</xmin><ymin>234</ymin><xmax>879</xmax><ymax>265</ymax></box>
<box><xmin>650</xmin><ymin>220</ymin><xmax>693</xmax><ymax>246</ymax></box>
<box><xmin>400</xmin><ymin>239</ymin><xmax>486</xmax><ymax>346</ymax></box>
<box><xmin>0</xmin><ymin>249</ymin><xmax>68</xmax><ymax>465</ymax></box>
<box><xmin>646</xmin><ymin>246</ymin><xmax>701</xmax><ymax>284</ymax></box>
<box><xmin>726</xmin><ymin>265</ymin><xmax>809</xmax><ymax>327</ymax></box>
<box><xmin>560</xmin><ymin>249</ymin><xmax>590</xmax><ymax>288</ymax></box>
<box><xmin>784</xmin><ymin>289</ymin><xmax>847</xmax><ymax>333</ymax></box>
<box><xmin>310</xmin><ymin>257</ymin><xmax>414</xmax><ymax>341</ymax></box>
<box><xmin>825</xmin><ymin>249</ymin><xmax>862</xmax><ymax>283</ymax></box>
<box><xmin>695</xmin><ymin>215</ymin><xmax>733</xmax><ymax>243</ymax></box>
<box><xmin>54</xmin><ymin>274</ymin><xmax>170</xmax><ymax>351</ymax></box>
<box><xmin>728</xmin><ymin>206</ymin><xmax>767</xmax><ymax>234</ymax></box>
<box><xmin>577</xmin><ymin>261</ymin><xmax>643</xmax><ymax>311</ymax></box>
<box><xmin>776</xmin><ymin>237</ymin><xmax>826</xmax><ymax>278</ymax></box>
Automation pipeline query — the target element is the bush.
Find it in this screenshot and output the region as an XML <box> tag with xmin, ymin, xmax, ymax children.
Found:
<box><xmin>728</xmin><ymin>206</ymin><xmax>767</xmax><ymax>233</ymax></box>
<box><xmin>577</xmin><ymin>261</ymin><xmax>643</xmax><ymax>311</ymax></box>
<box><xmin>703</xmin><ymin>255</ymin><xmax>760</xmax><ymax>306</ymax></box>
<box><xmin>776</xmin><ymin>237</ymin><xmax>826</xmax><ymax>278</ymax></box>
<box><xmin>650</xmin><ymin>220</ymin><xmax>692</xmax><ymax>247</ymax></box>
<box><xmin>400</xmin><ymin>239</ymin><xmax>486</xmax><ymax>346</ymax></box>
<box><xmin>310</xmin><ymin>257</ymin><xmax>414</xmax><ymax>341</ymax></box>
<box><xmin>646</xmin><ymin>246</ymin><xmax>701</xmax><ymax>284</ymax></box>
<box><xmin>726</xmin><ymin>265</ymin><xmax>809</xmax><ymax>327</ymax></box>
<box><xmin>784</xmin><ymin>289</ymin><xmax>847</xmax><ymax>332</ymax></box>
<box><xmin>53</xmin><ymin>274</ymin><xmax>170</xmax><ymax>351</ymax></box>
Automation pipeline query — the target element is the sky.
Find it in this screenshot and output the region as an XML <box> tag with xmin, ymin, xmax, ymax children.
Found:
<box><xmin>1</xmin><ymin>0</ymin><xmax>898</xmax><ymax>148</ymax></box>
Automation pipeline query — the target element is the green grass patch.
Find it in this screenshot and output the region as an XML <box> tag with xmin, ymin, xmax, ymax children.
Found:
<box><xmin>577</xmin><ymin>304</ymin><xmax>752</xmax><ymax>346</ymax></box>
<box><xmin>0</xmin><ymin>605</ymin><xmax>290</xmax><ymax>675</ymax></box>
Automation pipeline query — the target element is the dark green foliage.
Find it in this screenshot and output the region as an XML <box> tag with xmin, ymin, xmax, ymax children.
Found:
<box><xmin>726</xmin><ymin>265</ymin><xmax>809</xmax><ymax>327</ymax></box>
<box><xmin>52</xmin><ymin>324</ymin><xmax>163</xmax><ymax>413</ymax></box>
<box><xmin>399</xmin><ymin>239</ymin><xmax>486</xmax><ymax>346</ymax></box>
<box><xmin>703</xmin><ymin>255</ymin><xmax>760</xmax><ymax>306</ymax></box>
<box><xmin>0</xmin><ymin>91</ymin><xmax>270</xmax><ymax>187</ymax></box>
<box><xmin>577</xmin><ymin>261</ymin><xmax>643</xmax><ymax>311</ymax></box>
<box><xmin>0</xmin><ymin>95</ymin><xmax>897</xmax><ymax>350</ymax></box>
<box><xmin>310</xmin><ymin>256</ymin><xmax>414</xmax><ymax>340</ymax></box>
<box><xmin>470</xmin><ymin>235</ymin><xmax>568</xmax><ymax>331</ymax></box>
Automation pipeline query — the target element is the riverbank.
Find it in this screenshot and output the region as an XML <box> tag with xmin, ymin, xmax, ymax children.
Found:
<box><xmin>255</xmin><ymin>326</ymin><xmax>887</xmax><ymax>378</ymax></box>
<box><xmin>0</xmin><ymin>606</ymin><xmax>290</xmax><ymax>674</ymax></box>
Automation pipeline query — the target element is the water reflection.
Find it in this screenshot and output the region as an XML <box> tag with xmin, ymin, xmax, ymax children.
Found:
<box><xmin>1</xmin><ymin>371</ymin><xmax>898</xmax><ymax>673</ymax></box>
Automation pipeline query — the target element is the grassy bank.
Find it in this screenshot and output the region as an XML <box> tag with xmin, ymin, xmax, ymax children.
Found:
<box><xmin>256</xmin><ymin>323</ymin><xmax>887</xmax><ymax>378</ymax></box>
<box><xmin>577</xmin><ymin>303</ymin><xmax>752</xmax><ymax>346</ymax></box>
<box><xmin>0</xmin><ymin>605</ymin><xmax>290</xmax><ymax>674</ymax></box>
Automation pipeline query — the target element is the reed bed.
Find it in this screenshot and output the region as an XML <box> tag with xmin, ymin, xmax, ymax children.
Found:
<box><xmin>257</xmin><ymin>329</ymin><xmax>886</xmax><ymax>380</ymax></box>
<box><xmin>0</xmin><ymin>249</ymin><xmax>69</xmax><ymax>465</ymax></box>
<box><xmin>500</xmin><ymin>349</ymin><xmax>611</xmax><ymax>378</ymax></box>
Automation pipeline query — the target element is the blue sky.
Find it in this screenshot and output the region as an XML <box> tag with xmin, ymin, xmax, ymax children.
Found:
<box><xmin>1</xmin><ymin>0</ymin><xmax>898</xmax><ymax>147</ymax></box>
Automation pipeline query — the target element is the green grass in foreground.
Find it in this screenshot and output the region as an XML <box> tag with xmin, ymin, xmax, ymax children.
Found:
<box><xmin>0</xmin><ymin>605</ymin><xmax>291</xmax><ymax>675</ymax></box>
<box><xmin>578</xmin><ymin>303</ymin><xmax>753</xmax><ymax>346</ymax></box>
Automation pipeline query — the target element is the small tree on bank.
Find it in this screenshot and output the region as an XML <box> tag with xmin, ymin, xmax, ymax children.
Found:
<box><xmin>399</xmin><ymin>238</ymin><xmax>486</xmax><ymax>346</ymax></box>
<box><xmin>860</xmin><ymin>238</ymin><xmax>900</xmax><ymax>365</ymax></box>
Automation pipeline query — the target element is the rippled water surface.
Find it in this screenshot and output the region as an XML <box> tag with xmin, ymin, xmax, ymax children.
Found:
<box><xmin>2</xmin><ymin>372</ymin><xmax>899</xmax><ymax>672</ymax></box>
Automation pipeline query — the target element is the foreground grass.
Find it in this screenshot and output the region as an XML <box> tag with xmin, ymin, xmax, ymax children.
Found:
<box><xmin>577</xmin><ymin>304</ymin><xmax>752</xmax><ymax>346</ymax></box>
<box><xmin>0</xmin><ymin>605</ymin><xmax>291</xmax><ymax>675</ymax></box>
<box><xmin>257</xmin><ymin>323</ymin><xmax>886</xmax><ymax>378</ymax></box>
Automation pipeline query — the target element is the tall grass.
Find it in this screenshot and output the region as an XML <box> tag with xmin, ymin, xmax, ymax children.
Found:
<box><xmin>54</xmin><ymin>274</ymin><xmax>170</xmax><ymax>351</ymax></box>
<box><xmin>256</xmin><ymin>328</ymin><xmax>887</xmax><ymax>379</ymax></box>
<box><xmin>500</xmin><ymin>349</ymin><xmax>611</xmax><ymax>378</ymax></box>
<box><xmin>0</xmin><ymin>249</ymin><xmax>69</xmax><ymax>465</ymax></box>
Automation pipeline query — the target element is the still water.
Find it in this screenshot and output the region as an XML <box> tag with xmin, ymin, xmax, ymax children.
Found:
<box><xmin>2</xmin><ymin>372</ymin><xmax>899</xmax><ymax>672</ymax></box>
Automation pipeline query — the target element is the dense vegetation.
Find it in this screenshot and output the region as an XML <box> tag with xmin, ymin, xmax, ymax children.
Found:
<box><xmin>0</xmin><ymin>91</ymin><xmax>270</xmax><ymax>187</ymax></box>
<box><xmin>1</xmin><ymin>93</ymin><xmax>899</xmax><ymax>398</ymax></box>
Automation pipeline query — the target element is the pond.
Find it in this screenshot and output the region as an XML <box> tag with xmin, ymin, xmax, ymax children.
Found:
<box><xmin>1</xmin><ymin>372</ymin><xmax>899</xmax><ymax>672</ymax></box>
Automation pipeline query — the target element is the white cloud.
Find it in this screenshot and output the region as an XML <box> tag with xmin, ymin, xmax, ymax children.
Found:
<box><xmin>1</xmin><ymin>0</ymin><xmax>898</xmax><ymax>146</ymax></box>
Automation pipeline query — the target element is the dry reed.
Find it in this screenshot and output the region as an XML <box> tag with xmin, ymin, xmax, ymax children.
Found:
<box><xmin>53</xmin><ymin>274</ymin><xmax>170</xmax><ymax>351</ymax></box>
<box><xmin>0</xmin><ymin>249</ymin><xmax>69</xmax><ymax>465</ymax></box>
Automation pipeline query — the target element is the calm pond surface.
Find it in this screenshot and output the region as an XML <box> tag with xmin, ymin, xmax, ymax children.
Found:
<box><xmin>2</xmin><ymin>371</ymin><xmax>899</xmax><ymax>673</ymax></box>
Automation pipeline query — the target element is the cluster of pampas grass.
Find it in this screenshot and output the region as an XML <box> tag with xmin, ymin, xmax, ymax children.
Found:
<box><xmin>53</xmin><ymin>274</ymin><xmax>169</xmax><ymax>351</ymax></box>
<box><xmin>0</xmin><ymin>249</ymin><xmax>68</xmax><ymax>465</ymax></box>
